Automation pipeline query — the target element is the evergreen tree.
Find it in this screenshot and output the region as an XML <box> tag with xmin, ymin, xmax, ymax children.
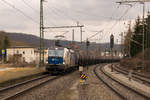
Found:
<box><xmin>3</xmin><ymin>36</ymin><xmax>10</xmax><ymax>49</ymax></box>
<box><xmin>130</xmin><ymin>16</ymin><xmax>143</xmax><ymax>56</ymax></box>
<box><xmin>145</xmin><ymin>12</ymin><xmax>150</xmax><ymax>48</ymax></box>
<box><xmin>124</xmin><ymin>13</ymin><xmax>150</xmax><ymax>57</ymax></box>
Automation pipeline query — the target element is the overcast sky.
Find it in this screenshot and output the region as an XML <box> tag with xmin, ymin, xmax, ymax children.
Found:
<box><xmin>0</xmin><ymin>0</ymin><xmax>150</xmax><ymax>43</ymax></box>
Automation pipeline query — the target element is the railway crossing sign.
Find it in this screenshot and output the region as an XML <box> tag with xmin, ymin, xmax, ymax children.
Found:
<box><xmin>80</xmin><ymin>74</ymin><xmax>87</xmax><ymax>80</ymax></box>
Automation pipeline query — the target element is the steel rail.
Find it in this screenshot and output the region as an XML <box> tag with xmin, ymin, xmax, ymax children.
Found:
<box><xmin>1</xmin><ymin>70</ymin><xmax>76</xmax><ymax>100</ymax></box>
<box><xmin>93</xmin><ymin>65</ymin><xmax>127</xmax><ymax>100</ymax></box>
<box><xmin>114</xmin><ymin>65</ymin><xmax>150</xmax><ymax>85</ymax></box>
<box><xmin>0</xmin><ymin>74</ymin><xmax>49</xmax><ymax>92</ymax></box>
<box><xmin>2</xmin><ymin>76</ymin><xmax>60</xmax><ymax>100</ymax></box>
<box><xmin>94</xmin><ymin>65</ymin><xmax>150</xmax><ymax>100</ymax></box>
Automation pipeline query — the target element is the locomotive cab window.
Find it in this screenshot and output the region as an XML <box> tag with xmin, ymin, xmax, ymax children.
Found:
<box><xmin>48</xmin><ymin>50</ymin><xmax>64</xmax><ymax>57</ymax></box>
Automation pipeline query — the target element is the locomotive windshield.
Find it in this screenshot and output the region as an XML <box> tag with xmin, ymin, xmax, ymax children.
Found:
<box><xmin>48</xmin><ymin>50</ymin><xmax>64</xmax><ymax>57</ymax></box>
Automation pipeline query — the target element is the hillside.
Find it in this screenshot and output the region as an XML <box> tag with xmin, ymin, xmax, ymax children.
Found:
<box><xmin>0</xmin><ymin>31</ymin><xmax>121</xmax><ymax>51</ymax></box>
<box><xmin>0</xmin><ymin>31</ymin><xmax>30</xmax><ymax>46</ymax></box>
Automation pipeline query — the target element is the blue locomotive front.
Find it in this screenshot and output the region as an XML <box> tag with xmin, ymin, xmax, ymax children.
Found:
<box><xmin>46</xmin><ymin>48</ymin><xmax>65</xmax><ymax>72</ymax></box>
<box><xmin>45</xmin><ymin>47</ymin><xmax>79</xmax><ymax>74</ymax></box>
<box><xmin>48</xmin><ymin>49</ymin><xmax>64</xmax><ymax>65</ymax></box>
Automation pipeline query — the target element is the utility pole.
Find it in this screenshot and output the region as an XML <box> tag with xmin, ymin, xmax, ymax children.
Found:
<box><xmin>39</xmin><ymin>0</ymin><xmax>44</xmax><ymax>67</ymax></box>
<box><xmin>129</xmin><ymin>38</ymin><xmax>131</xmax><ymax>58</ymax></box>
<box><xmin>99</xmin><ymin>33</ymin><xmax>101</xmax><ymax>56</ymax></box>
<box><xmin>128</xmin><ymin>21</ymin><xmax>132</xmax><ymax>58</ymax></box>
<box><xmin>120</xmin><ymin>32</ymin><xmax>124</xmax><ymax>57</ymax></box>
<box><xmin>80</xmin><ymin>27</ymin><xmax>83</xmax><ymax>43</ymax></box>
<box><xmin>142</xmin><ymin>3</ymin><xmax>145</xmax><ymax>70</ymax></box>
<box><xmin>110</xmin><ymin>34</ymin><xmax>114</xmax><ymax>72</ymax></box>
<box><xmin>116</xmin><ymin>0</ymin><xmax>150</xmax><ymax>70</ymax></box>
<box><xmin>86</xmin><ymin>38</ymin><xmax>90</xmax><ymax>70</ymax></box>
<box><xmin>72</xmin><ymin>29</ymin><xmax>74</xmax><ymax>43</ymax></box>
<box><xmin>76</xmin><ymin>21</ymin><xmax>83</xmax><ymax>43</ymax></box>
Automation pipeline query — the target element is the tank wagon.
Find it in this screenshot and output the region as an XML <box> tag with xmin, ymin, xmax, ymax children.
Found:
<box><xmin>45</xmin><ymin>47</ymin><xmax>79</xmax><ymax>73</ymax></box>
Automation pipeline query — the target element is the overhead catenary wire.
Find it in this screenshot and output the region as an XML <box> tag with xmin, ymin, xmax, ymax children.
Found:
<box><xmin>45</xmin><ymin>1</ymin><xmax>126</xmax><ymax>42</ymax></box>
<box><xmin>1</xmin><ymin>0</ymin><xmax>39</xmax><ymax>24</ymax></box>
<box><xmin>87</xmin><ymin>30</ymin><xmax>103</xmax><ymax>40</ymax></box>
<box><xmin>50</xmin><ymin>3</ymin><xmax>121</xmax><ymax>21</ymax></box>
<box><xmin>22</xmin><ymin>0</ymin><xmax>39</xmax><ymax>14</ymax></box>
<box><xmin>84</xmin><ymin>5</ymin><xmax>121</xmax><ymax>42</ymax></box>
<box><xmin>44</xmin><ymin>4</ymin><xmax>62</xmax><ymax>27</ymax></box>
<box><xmin>80</xmin><ymin>5</ymin><xmax>121</xmax><ymax>41</ymax></box>
<box><xmin>109</xmin><ymin>7</ymin><xmax>132</xmax><ymax>31</ymax></box>
<box><xmin>22</xmin><ymin>0</ymin><xmax>58</xmax><ymax>27</ymax></box>
<box><xmin>109</xmin><ymin>2</ymin><xmax>137</xmax><ymax>31</ymax></box>
<box><xmin>101</xmin><ymin>3</ymin><xmax>136</xmax><ymax>43</ymax></box>
<box><xmin>48</xmin><ymin>5</ymin><xmax>78</xmax><ymax>22</ymax></box>
<box><xmin>46</xmin><ymin>2</ymin><xmax>122</xmax><ymax>33</ymax></box>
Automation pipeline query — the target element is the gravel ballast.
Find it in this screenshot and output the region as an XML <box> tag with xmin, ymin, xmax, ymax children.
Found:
<box><xmin>9</xmin><ymin>65</ymin><xmax>123</xmax><ymax>100</ymax></box>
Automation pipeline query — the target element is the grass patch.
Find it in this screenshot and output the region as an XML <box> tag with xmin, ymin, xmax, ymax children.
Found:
<box><xmin>0</xmin><ymin>67</ymin><xmax>45</xmax><ymax>88</ymax></box>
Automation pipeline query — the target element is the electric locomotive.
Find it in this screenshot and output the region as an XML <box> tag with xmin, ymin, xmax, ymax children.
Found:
<box><xmin>45</xmin><ymin>47</ymin><xmax>79</xmax><ymax>74</ymax></box>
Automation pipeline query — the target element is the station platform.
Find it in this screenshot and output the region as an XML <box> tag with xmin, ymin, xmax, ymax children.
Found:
<box><xmin>104</xmin><ymin>64</ymin><xmax>150</xmax><ymax>97</ymax></box>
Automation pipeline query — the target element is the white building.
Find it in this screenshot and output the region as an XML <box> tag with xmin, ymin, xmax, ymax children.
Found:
<box><xmin>7</xmin><ymin>46</ymin><xmax>48</xmax><ymax>64</ymax></box>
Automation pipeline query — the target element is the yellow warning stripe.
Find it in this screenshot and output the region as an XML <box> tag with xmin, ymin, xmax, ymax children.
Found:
<box><xmin>80</xmin><ymin>74</ymin><xmax>87</xmax><ymax>79</ymax></box>
<box><xmin>80</xmin><ymin>74</ymin><xmax>84</xmax><ymax>78</ymax></box>
<box><xmin>83</xmin><ymin>75</ymin><xmax>86</xmax><ymax>79</ymax></box>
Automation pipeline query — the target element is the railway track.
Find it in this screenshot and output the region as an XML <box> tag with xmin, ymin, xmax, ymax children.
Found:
<box><xmin>93</xmin><ymin>65</ymin><xmax>150</xmax><ymax>100</ymax></box>
<box><xmin>113</xmin><ymin>64</ymin><xmax>150</xmax><ymax>87</ymax></box>
<box><xmin>0</xmin><ymin>74</ymin><xmax>61</xmax><ymax>100</ymax></box>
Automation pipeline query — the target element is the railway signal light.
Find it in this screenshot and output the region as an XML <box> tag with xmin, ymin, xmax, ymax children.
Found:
<box><xmin>86</xmin><ymin>40</ymin><xmax>90</xmax><ymax>47</ymax></box>
<box><xmin>110</xmin><ymin>34</ymin><xmax>114</xmax><ymax>49</ymax></box>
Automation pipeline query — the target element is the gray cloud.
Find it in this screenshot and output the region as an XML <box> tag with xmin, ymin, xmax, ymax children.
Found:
<box><xmin>0</xmin><ymin>0</ymin><xmax>150</xmax><ymax>43</ymax></box>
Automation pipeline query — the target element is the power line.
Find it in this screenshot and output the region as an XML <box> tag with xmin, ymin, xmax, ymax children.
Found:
<box><xmin>50</xmin><ymin>6</ymin><xmax>78</xmax><ymax>22</ymax></box>
<box><xmin>22</xmin><ymin>0</ymin><xmax>39</xmax><ymax>14</ymax></box>
<box><xmin>46</xmin><ymin>2</ymin><xmax>123</xmax><ymax>33</ymax></box>
<box><xmin>80</xmin><ymin>5</ymin><xmax>121</xmax><ymax>39</ymax></box>
<box><xmin>83</xmin><ymin>5</ymin><xmax>121</xmax><ymax>42</ymax></box>
<box><xmin>88</xmin><ymin>5</ymin><xmax>121</xmax><ymax>41</ymax></box>
<box><xmin>83</xmin><ymin>30</ymin><xmax>103</xmax><ymax>41</ymax></box>
<box><xmin>44</xmin><ymin>4</ymin><xmax>78</xmax><ymax>27</ymax></box>
<box><xmin>53</xmin><ymin>4</ymin><xmax>120</xmax><ymax>21</ymax></box>
<box><xmin>102</xmin><ymin>2</ymin><xmax>137</xmax><ymax>40</ymax></box>
<box><xmin>1</xmin><ymin>0</ymin><xmax>39</xmax><ymax>24</ymax></box>
<box><xmin>22</xmin><ymin>0</ymin><xmax>58</xmax><ymax>26</ymax></box>
<box><xmin>44</xmin><ymin>5</ymin><xmax>60</xmax><ymax>26</ymax></box>
<box><xmin>109</xmin><ymin>6</ymin><xmax>134</xmax><ymax>31</ymax></box>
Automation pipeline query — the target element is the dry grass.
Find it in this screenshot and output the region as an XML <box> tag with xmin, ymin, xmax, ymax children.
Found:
<box><xmin>120</xmin><ymin>48</ymin><xmax>150</xmax><ymax>73</ymax></box>
<box><xmin>0</xmin><ymin>67</ymin><xmax>45</xmax><ymax>84</ymax></box>
<box><xmin>120</xmin><ymin>58</ymin><xmax>141</xmax><ymax>69</ymax></box>
<box><xmin>0</xmin><ymin>64</ymin><xmax>12</xmax><ymax>68</ymax></box>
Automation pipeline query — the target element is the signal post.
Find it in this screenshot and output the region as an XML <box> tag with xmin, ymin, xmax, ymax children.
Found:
<box><xmin>110</xmin><ymin>34</ymin><xmax>114</xmax><ymax>72</ymax></box>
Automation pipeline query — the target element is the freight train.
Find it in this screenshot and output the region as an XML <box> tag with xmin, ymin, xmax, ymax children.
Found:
<box><xmin>45</xmin><ymin>47</ymin><xmax>120</xmax><ymax>74</ymax></box>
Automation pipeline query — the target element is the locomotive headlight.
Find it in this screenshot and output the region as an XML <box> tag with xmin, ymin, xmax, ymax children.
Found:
<box><xmin>52</xmin><ymin>58</ymin><xmax>55</xmax><ymax>61</ymax></box>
